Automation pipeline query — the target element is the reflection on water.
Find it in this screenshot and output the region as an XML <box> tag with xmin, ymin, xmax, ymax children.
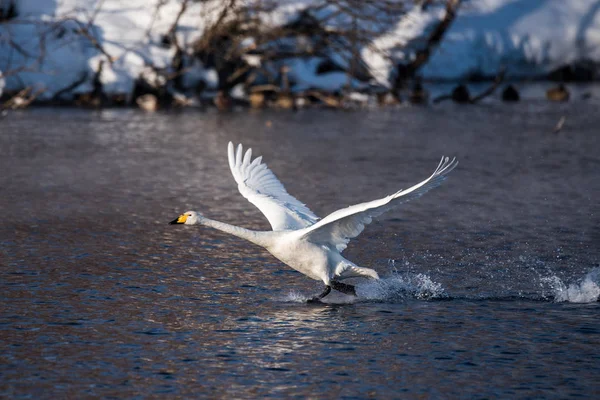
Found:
<box><xmin>1</xmin><ymin>103</ymin><xmax>599</xmax><ymax>398</ymax></box>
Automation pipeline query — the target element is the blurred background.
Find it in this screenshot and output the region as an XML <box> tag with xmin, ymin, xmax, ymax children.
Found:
<box><xmin>1</xmin><ymin>0</ymin><xmax>600</xmax><ymax>109</ymax></box>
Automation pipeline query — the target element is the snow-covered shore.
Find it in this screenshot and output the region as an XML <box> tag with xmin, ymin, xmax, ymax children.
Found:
<box><xmin>1</xmin><ymin>0</ymin><xmax>600</xmax><ymax>105</ymax></box>
<box><xmin>365</xmin><ymin>0</ymin><xmax>600</xmax><ymax>83</ymax></box>
<box><xmin>422</xmin><ymin>0</ymin><xmax>600</xmax><ymax>80</ymax></box>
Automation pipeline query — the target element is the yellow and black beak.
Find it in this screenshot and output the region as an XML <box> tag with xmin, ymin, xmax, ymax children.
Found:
<box><xmin>169</xmin><ymin>214</ymin><xmax>187</xmax><ymax>225</ymax></box>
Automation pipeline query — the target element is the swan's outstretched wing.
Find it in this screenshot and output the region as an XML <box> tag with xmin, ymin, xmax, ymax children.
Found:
<box><xmin>296</xmin><ymin>157</ymin><xmax>458</xmax><ymax>252</ymax></box>
<box><xmin>228</xmin><ymin>142</ymin><xmax>319</xmax><ymax>231</ymax></box>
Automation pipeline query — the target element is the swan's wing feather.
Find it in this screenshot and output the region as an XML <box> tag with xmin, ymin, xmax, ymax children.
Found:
<box><xmin>228</xmin><ymin>142</ymin><xmax>319</xmax><ymax>230</ymax></box>
<box><xmin>297</xmin><ymin>157</ymin><xmax>458</xmax><ymax>252</ymax></box>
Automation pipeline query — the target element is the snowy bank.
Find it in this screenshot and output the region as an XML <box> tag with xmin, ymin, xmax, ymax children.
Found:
<box><xmin>1</xmin><ymin>0</ymin><xmax>600</xmax><ymax>106</ymax></box>
<box><xmin>363</xmin><ymin>0</ymin><xmax>600</xmax><ymax>83</ymax></box>
<box><xmin>421</xmin><ymin>0</ymin><xmax>600</xmax><ymax>80</ymax></box>
<box><xmin>0</xmin><ymin>0</ymin><xmax>221</xmax><ymax>102</ymax></box>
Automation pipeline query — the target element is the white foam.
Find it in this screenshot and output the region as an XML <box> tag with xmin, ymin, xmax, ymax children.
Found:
<box><xmin>275</xmin><ymin>272</ymin><xmax>446</xmax><ymax>304</ymax></box>
<box><xmin>542</xmin><ymin>268</ymin><xmax>600</xmax><ymax>303</ymax></box>
<box><xmin>276</xmin><ymin>291</ymin><xmax>311</xmax><ymax>303</ymax></box>
<box><xmin>357</xmin><ymin>273</ymin><xmax>447</xmax><ymax>302</ymax></box>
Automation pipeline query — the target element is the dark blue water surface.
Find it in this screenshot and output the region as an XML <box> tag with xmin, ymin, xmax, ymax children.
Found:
<box><xmin>1</xmin><ymin>100</ymin><xmax>599</xmax><ymax>398</ymax></box>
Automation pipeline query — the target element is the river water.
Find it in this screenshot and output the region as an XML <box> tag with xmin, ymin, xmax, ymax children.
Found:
<box><xmin>1</xmin><ymin>101</ymin><xmax>599</xmax><ymax>398</ymax></box>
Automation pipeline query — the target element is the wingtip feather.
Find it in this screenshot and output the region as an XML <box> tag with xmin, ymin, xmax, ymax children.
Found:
<box><xmin>434</xmin><ymin>156</ymin><xmax>458</xmax><ymax>177</ymax></box>
<box><xmin>228</xmin><ymin>142</ymin><xmax>235</xmax><ymax>171</ymax></box>
<box><xmin>243</xmin><ymin>148</ymin><xmax>253</xmax><ymax>166</ymax></box>
<box><xmin>236</xmin><ymin>143</ymin><xmax>243</xmax><ymax>166</ymax></box>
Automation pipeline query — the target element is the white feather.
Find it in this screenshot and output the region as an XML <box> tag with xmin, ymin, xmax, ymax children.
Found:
<box><xmin>227</xmin><ymin>142</ymin><xmax>319</xmax><ymax>231</ymax></box>
<box><xmin>295</xmin><ymin>157</ymin><xmax>458</xmax><ymax>252</ymax></box>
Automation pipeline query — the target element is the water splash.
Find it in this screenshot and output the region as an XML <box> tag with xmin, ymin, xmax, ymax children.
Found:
<box><xmin>276</xmin><ymin>291</ymin><xmax>312</xmax><ymax>303</ymax></box>
<box><xmin>357</xmin><ymin>273</ymin><xmax>448</xmax><ymax>302</ymax></box>
<box><xmin>277</xmin><ymin>266</ymin><xmax>600</xmax><ymax>305</ymax></box>
<box><xmin>542</xmin><ymin>268</ymin><xmax>600</xmax><ymax>303</ymax></box>
<box><xmin>276</xmin><ymin>272</ymin><xmax>447</xmax><ymax>304</ymax></box>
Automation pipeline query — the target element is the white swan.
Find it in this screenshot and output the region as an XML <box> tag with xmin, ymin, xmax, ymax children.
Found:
<box><xmin>170</xmin><ymin>142</ymin><xmax>458</xmax><ymax>302</ymax></box>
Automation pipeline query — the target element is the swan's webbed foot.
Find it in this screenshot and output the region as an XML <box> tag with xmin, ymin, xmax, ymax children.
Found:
<box><xmin>307</xmin><ymin>281</ymin><xmax>357</xmax><ymax>303</ymax></box>
<box><xmin>307</xmin><ymin>285</ymin><xmax>331</xmax><ymax>303</ymax></box>
<box><xmin>331</xmin><ymin>281</ymin><xmax>356</xmax><ymax>296</ymax></box>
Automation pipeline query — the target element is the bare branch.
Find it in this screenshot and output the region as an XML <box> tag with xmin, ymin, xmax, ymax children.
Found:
<box><xmin>469</xmin><ymin>68</ymin><xmax>505</xmax><ymax>103</ymax></box>
<box><xmin>1</xmin><ymin>86</ymin><xmax>45</xmax><ymax>110</ymax></box>
<box><xmin>51</xmin><ymin>72</ymin><xmax>88</xmax><ymax>101</ymax></box>
<box><xmin>164</xmin><ymin>0</ymin><xmax>190</xmax><ymax>48</ymax></box>
<box><xmin>58</xmin><ymin>17</ymin><xmax>116</xmax><ymax>63</ymax></box>
<box><xmin>146</xmin><ymin>0</ymin><xmax>168</xmax><ymax>39</ymax></box>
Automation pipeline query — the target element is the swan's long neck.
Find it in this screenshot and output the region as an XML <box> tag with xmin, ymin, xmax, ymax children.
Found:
<box><xmin>200</xmin><ymin>217</ymin><xmax>271</xmax><ymax>247</ymax></box>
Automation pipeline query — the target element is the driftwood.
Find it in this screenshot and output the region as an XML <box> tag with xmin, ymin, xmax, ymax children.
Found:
<box><xmin>1</xmin><ymin>87</ymin><xmax>44</xmax><ymax>110</ymax></box>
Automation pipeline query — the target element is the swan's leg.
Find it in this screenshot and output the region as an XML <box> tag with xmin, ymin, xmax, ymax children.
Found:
<box><xmin>331</xmin><ymin>280</ymin><xmax>356</xmax><ymax>296</ymax></box>
<box><xmin>307</xmin><ymin>285</ymin><xmax>331</xmax><ymax>303</ymax></box>
<box><xmin>335</xmin><ymin>262</ymin><xmax>379</xmax><ymax>281</ymax></box>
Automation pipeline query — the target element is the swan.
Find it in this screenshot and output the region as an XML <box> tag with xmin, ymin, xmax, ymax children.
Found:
<box><xmin>170</xmin><ymin>142</ymin><xmax>457</xmax><ymax>302</ymax></box>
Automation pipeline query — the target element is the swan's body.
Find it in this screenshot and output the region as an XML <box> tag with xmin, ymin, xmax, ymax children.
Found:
<box><xmin>171</xmin><ymin>142</ymin><xmax>457</xmax><ymax>301</ymax></box>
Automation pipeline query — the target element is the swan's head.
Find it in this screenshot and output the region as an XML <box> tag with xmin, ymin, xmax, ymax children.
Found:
<box><xmin>169</xmin><ymin>211</ymin><xmax>202</xmax><ymax>225</ymax></box>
